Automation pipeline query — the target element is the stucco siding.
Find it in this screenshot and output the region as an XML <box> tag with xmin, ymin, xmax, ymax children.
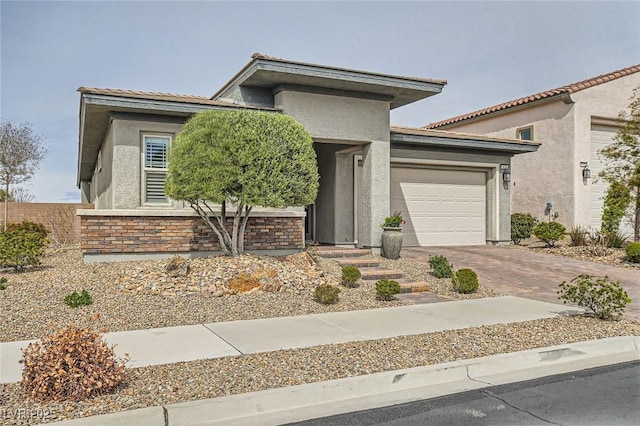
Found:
<box><xmin>93</xmin><ymin>123</ymin><xmax>114</xmax><ymax>209</ymax></box>
<box><xmin>109</xmin><ymin>114</ymin><xmax>186</xmax><ymax>209</ymax></box>
<box><xmin>570</xmin><ymin>74</ymin><xmax>640</xmax><ymax>230</ymax></box>
<box><xmin>440</xmin><ymin>100</ymin><xmax>576</xmax><ymax>226</ymax></box>
<box><xmin>274</xmin><ymin>90</ymin><xmax>390</xmax><ymax>143</ymax></box>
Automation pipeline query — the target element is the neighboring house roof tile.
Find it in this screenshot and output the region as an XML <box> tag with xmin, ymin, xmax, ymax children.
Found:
<box><xmin>77</xmin><ymin>87</ymin><xmax>241</xmax><ymax>107</ymax></box>
<box><xmin>425</xmin><ymin>64</ymin><xmax>640</xmax><ymax>128</ymax></box>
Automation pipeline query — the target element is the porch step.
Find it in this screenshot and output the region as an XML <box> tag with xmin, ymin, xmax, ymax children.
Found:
<box><xmin>360</xmin><ymin>268</ymin><xmax>404</xmax><ymax>281</ymax></box>
<box><xmin>312</xmin><ymin>247</ymin><xmax>372</xmax><ymax>258</ymax></box>
<box><xmin>396</xmin><ymin>279</ymin><xmax>432</xmax><ymax>294</ymax></box>
<box><xmin>336</xmin><ymin>257</ymin><xmax>380</xmax><ymax>268</ymax></box>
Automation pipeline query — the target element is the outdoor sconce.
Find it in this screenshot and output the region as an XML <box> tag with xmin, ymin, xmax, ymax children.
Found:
<box><xmin>500</xmin><ymin>164</ymin><xmax>511</xmax><ymax>183</ymax></box>
<box><xmin>580</xmin><ymin>162</ymin><xmax>591</xmax><ymax>179</ymax></box>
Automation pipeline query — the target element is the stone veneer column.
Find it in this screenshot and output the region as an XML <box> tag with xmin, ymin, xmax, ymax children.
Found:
<box><xmin>359</xmin><ymin>140</ymin><xmax>390</xmax><ymax>253</ymax></box>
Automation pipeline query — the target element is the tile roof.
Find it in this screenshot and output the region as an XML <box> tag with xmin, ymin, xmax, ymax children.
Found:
<box><xmin>78</xmin><ymin>87</ymin><xmax>239</xmax><ymax>107</ymax></box>
<box><xmin>425</xmin><ymin>64</ymin><xmax>640</xmax><ymax>128</ymax></box>
<box><xmin>390</xmin><ymin>125</ymin><xmax>539</xmax><ymax>146</ymax></box>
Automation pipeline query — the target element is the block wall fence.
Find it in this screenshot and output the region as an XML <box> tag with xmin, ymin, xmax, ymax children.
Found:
<box><xmin>79</xmin><ymin>215</ymin><xmax>304</xmax><ymax>255</ymax></box>
<box><xmin>1</xmin><ymin>202</ymin><xmax>94</xmax><ymax>243</ymax></box>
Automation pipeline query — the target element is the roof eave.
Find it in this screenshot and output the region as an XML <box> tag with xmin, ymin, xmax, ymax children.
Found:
<box><xmin>390</xmin><ymin>131</ymin><xmax>540</xmax><ymax>154</ymax></box>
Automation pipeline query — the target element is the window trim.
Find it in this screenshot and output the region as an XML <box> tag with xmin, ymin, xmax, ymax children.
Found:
<box><xmin>516</xmin><ymin>126</ymin><xmax>534</xmax><ymax>141</ymax></box>
<box><xmin>142</xmin><ymin>133</ymin><xmax>172</xmax><ymax>205</ymax></box>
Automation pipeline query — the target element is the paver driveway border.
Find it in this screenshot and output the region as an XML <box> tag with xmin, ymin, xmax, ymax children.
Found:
<box><xmin>402</xmin><ymin>246</ymin><xmax>640</xmax><ymax>320</ymax></box>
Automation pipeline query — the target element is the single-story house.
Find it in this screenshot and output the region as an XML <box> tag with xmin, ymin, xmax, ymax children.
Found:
<box><xmin>77</xmin><ymin>53</ymin><xmax>539</xmax><ymax>262</ymax></box>
<box><xmin>425</xmin><ymin>65</ymin><xmax>640</xmax><ymax>235</ymax></box>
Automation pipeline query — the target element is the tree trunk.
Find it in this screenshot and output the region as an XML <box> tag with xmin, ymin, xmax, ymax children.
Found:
<box><xmin>3</xmin><ymin>181</ymin><xmax>8</xmax><ymax>231</ymax></box>
<box><xmin>238</xmin><ymin>205</ymin><xmax>252</xmax><ymax>254</ymax></box>
<box><xmin>190</xmin><ymin>201</ymin><xmax>231</xmax><ymax>255</ymax></box>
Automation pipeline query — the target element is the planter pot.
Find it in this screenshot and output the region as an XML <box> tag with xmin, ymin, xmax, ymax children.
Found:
<box><xmin>381</xmin><ymin>227</ymin><xmax>403</xmax><ymax>260</ymax></box>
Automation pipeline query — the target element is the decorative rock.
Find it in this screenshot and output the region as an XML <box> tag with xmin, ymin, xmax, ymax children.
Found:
<box><xmin>165</xmin><ymin>255</ymin><xmax>190</xmax><ymax>277</ymax></box>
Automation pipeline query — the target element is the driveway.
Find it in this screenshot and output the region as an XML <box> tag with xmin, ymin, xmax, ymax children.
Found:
<box><xmin>402</xmin><ymin>246</ymin><xmax>640</xmax><ymax>320</ymax></box>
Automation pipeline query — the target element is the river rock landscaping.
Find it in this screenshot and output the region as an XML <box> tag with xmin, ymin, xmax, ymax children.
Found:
<box><xmin>1</xmin><ymin>245</ymin><xmax>638</xmax><ymax>425</ymax></box>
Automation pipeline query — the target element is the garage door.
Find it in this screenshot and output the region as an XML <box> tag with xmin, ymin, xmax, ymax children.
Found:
<box><xmin>391</xmin><ymin>166</ymin><xmax>486</xmax><ymax>246</ymax></box>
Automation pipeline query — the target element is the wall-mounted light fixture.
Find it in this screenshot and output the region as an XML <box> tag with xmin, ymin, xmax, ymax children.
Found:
<box><xmin>500</xmin><ymin>164</ymin><xmax>511</xmax><ymax>182</ymax></box>
<box><xmin>580</xmin><ymin>162</ymin><xmax>591</xmax><ymax>179</ymax></box>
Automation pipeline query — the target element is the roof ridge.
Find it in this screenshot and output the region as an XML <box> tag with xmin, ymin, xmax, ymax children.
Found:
<box><xmin>425</xmin><ymin>64</ymin><xmax>640</xmax><ymax>128</ymax></box>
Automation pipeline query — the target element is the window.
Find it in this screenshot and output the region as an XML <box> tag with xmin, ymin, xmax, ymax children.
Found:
<box><xmin>517</xmin><ymin>126</ymin><xmax>533</xmax><ymax>141</ymax></box>
<box><xmin>143</xmin><ymin>135</ymin><xmax>171</xmax><ymax>203</ymax></box>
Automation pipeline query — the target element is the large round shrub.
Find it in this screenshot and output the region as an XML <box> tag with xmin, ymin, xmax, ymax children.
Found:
<box><xmin>533</xmin><ymin>221</ymin><xmax>566</xmax><ymax>247</ymax></box>
<box><xmin>626</xmin><ymin>242</ymin><xmax>640</xmax><ymax>263</ymax></box>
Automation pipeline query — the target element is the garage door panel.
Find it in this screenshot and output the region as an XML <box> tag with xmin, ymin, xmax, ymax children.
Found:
<box><xmin>391</xmin><ymin>168</ymin><xmax>486</xmax><ymax>246</ymax></box>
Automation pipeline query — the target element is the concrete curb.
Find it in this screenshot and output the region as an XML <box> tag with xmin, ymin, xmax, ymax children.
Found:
<box><xmin>53</xmin><ymin>336</ymin><xmax>639</xmax><ymax>425</ymax></box>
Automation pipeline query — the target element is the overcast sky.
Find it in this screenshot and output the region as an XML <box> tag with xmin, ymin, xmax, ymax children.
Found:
<box><xmin>1</xmin><ymin>0</ymin><xmax>639</xmax><ymax>203</ymax></box>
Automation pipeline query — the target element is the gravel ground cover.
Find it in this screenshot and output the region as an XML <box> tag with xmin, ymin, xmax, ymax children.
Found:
<box><xmin>0</xmin><ymin>247</ymin><xmax>417</xmax><ymax>342</ymax></box>
<box><xmin>1</xmin><ymin>315</ymin><xmax>638</xmax><ymax>425</ymax></box>
<box><xmin>509</xmin><ymin>238</ymin><xmax>640</xmax><ymax>269</ymax></box>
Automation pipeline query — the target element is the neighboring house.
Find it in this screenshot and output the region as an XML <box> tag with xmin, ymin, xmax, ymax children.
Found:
<box><xmin>76</xmin><ymin>53</ymin><xmax>538</xmax><ymax>262</ymax></box>
<box><xmin>426</xmin><ymin>65</ymin><xmax>640</xmax><ymax>236</ymax></box>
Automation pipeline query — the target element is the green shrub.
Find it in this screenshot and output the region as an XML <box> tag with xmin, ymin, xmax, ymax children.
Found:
<box><xmin>605</xmin><ymin>230</ymin><xmax>629</xmax><ymax>248</ymax></box>
<box><xmin>558</xmin><ymin>274</ymin><xmax>631</xmax><ymax>320</ymax></box>
<box><xmin>313</xmin><ymin>284</ymin><xmax>340</xmax><ymax>304</ymax></box>
<box><xmin>382</xmin><ymin>211</ymin><xmax>403</xmax><ymax>228</ymax></box>
<box><xmin>532</xmin><ymin>221</ymin><xmax>566</xmax><ymax>247</ymax></box>
<box><xmin>341</xmin><ymin>266</ymin><xmax>361</xmax><ymax>288</ymax></box>
<box><xmin>511</xmin><ymin>213</ymin><xmax>538</xmax><ymax>245</ymax></box>
<box><xmin>0</xmin><ymin>277</ymin><xmax>6</xmax><ymax>290</ymax></box>
<box><xmin>6</xmin><ymin>220</ymin><xmax>49</xmax><ymax>239</ymax></box>
<box><xmin>376</xmin><ymin>279</ymin><xmax>402</xmax><ymax>301</ymax></box>
<box><xmin>428</xmin><ymin>255</ymin><xmax>454</xmax><ymax>278</ymax></box>
<box><xmin>601</xmin><ymin>181</ymin><xmax>631</xmax><ymax>233</ymax></box>
<box><xmin>64</xmin><ymin>290</ymin><xmax>93</xmax><ymax>308</ymax></box>
<box><xmin>626</xmin><ymin>242</ymin><xmax>640</xmax><ymax>263</ymax></box>
<box><xmin>568</xmin><ymin>226</ymin><xmax>589</xmax><ymax>247</ymax></box>
<box><xmin>0</xmin><ymin>229</ymin><xmax>48</xmax><ymax>271</ymax></box>
<box><xmin>452</xmin><ymin>268</ymin><xmax>479</xmax><ymax>294</ymax></box>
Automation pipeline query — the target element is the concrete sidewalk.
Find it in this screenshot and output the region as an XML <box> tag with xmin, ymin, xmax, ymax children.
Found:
<box><xmin>0</xmin><ymin>296</ymin><xmax>582</xmax><ymax>384</ymax></box>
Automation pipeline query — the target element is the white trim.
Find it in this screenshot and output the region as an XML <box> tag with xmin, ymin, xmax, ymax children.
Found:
<box><xmin>141</xmin><ymin>133</ymin><xmax>172</xmax><ymax>206</ymax></box>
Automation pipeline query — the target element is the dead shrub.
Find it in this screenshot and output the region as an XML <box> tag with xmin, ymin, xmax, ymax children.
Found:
<box><xmin>20</xmin><ymin>325</ymin><xmax>129</xmax><ymax>401</ymax></box>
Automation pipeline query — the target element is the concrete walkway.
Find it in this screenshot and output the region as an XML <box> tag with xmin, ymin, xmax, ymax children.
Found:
<box><xmin>0</xmin><ymin>296</ymin><xmax>582</xmax><ymax>384</ymax></box>
<box><xmin>403</xmin><ymin>246</ymin><xmax>640</xmax><ymax>319</ymax></box>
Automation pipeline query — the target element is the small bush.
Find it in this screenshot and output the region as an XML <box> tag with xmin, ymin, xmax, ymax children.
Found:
<box><xmin>6</xmin><ymin>220</ymin><xmax>49</xmax><ymax>238</ymax></box>
<box><xmin>64</xmin><ymin>290</ymin><xmax>93</xmax><ymax>308</ymax></box>
<box><xmin>428</xmin><ymin>255</ymin><xmax>454</xmax><ymax>278</ymax></box>
<box><xmin>558</xmin><ymin>274</ymin><xmax>631</xmax><ymax>320</ymax></box>
<box><xmin>341</xmin><ymin>266</ymin><xmax>361</xmax><ymax>288</ymax></box>
<box><xmin>0</xmin><ymin>229</ymin><xmax>48</xmax><ymax>271</ymax></box>
<box><xmin>452</xmin><ymin>268</ymin><xmax>479</xmax><ymax>294</ymax></box>
<box><xmin>605</xmin><ymin>230</ymin><xmax>629</xmax><ymax>249</ymax></box>
<box><xmin>626</xmin><ymin>242</ymin><xmax>640</xmax><ymax>263</ymax></box>
<box><xmin>20</xmin><ymin>325</ymin><xmax>128</xmax><ymax>401</ymax></box>
<box><xmin>0</xmin><ymin>277</ymin><xmax>6</xmax><ymax>290</ymax></box>
<box><xmin>511</xmin><ymin>213</ymin><xmax>538</xmax><ymax>245</ymax></box>
<box><xmin>314</xmin><ymin>284</ymin><xmax>340</xmax><ymax>304</ymax></box>
<box><xmin>376</xmin><ymin>279</ymin><xmax>402</xmax><ymax>301</ymax></box>
<box><xmin>568</xmin><ymin>226</ymin><xmax>589</xmax><ymax>247</ymax></box>
<box><xmin>532</xmin><ymin>221</ymin><xmax>566</xmax><ymax>247</ymax></box>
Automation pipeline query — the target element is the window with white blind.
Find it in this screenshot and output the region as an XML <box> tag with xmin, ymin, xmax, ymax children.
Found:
<box><xmin>143</xmin><ymin>135</ymin><xmax>171</xmax><ymax>204</ymax></box>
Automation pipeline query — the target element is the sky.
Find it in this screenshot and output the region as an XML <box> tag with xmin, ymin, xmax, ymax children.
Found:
<box><xmin>1</xmin><ymin>0</ymin><xmax>639</xmax><ymax>203</ymax></box>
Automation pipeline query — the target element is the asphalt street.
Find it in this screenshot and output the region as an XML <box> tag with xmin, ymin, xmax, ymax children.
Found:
<box><xmin>292</xmin><ymin>360</ymin><xmax>640</xmax><ymax>426</ymax></box>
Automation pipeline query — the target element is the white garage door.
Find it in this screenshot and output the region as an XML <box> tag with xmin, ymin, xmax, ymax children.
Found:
<box><xmin>391</xmin><ymin>166</ymin><xmax>487</xmax><ymax>246</ymax></box>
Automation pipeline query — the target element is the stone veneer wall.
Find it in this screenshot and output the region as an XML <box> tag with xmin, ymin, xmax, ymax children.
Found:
<box><xmin>80</xmin><ymin>215</ymin><xmax>303</xmax><ymax>254</ymax></box>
